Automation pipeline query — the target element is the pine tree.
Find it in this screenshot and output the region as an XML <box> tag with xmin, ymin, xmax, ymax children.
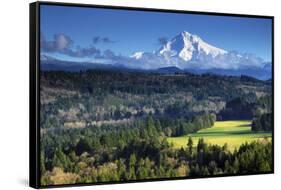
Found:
<box><xmin>187</xmin><ymin>136</ymin><xmax>193</xmax><ymax>156</ymax></box>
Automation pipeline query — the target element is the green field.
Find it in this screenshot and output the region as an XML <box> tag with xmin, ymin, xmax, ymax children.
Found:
<box><xmin>167</xmin><ymin>120</ymin><xmax>272</xmax><ymax>151</ymax></box>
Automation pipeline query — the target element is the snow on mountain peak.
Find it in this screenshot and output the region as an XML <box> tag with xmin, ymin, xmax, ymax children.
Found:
<box><xmin>127</xmin><ymin>31</ymin><xmax>266</xmax><ymax>72</ymax></box>
<box><xmin>158</xmin><ymin>31</ymin><xmax>227</xmax><ymax>61</ymax></box>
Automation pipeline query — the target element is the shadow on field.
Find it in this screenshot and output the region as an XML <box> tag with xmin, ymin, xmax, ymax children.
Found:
<box><xmin>194</xmin><ymin>130</ymin><xmax>253</xmax><ymax>137</ymax></box>
<box><xmin>236</xmin><ymin>124</ymin><xmax>251</xmax><ymax>127</ymax></box>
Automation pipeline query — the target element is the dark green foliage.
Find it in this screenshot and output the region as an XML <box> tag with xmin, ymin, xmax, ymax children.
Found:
<box><xmin>52</xmin><ymin>148</ymin><xmax>71</xmax><ymax>171</ymax></box>
<box><xmin>75</xmin><ymin>138</ymin><xmax>93</xmax><ymax>155</ymax></box>
<box><xmin>218</xmin><ymin>95</ymin><xmax>272</xmax><ymax>121</ymax></box>
<box><xmin>235</xmin><ymin>142</ymin><xmax>272</xmax><ymax>173</ymax></box>
<box><xmin>252</xmin><ymin>113</ymin><xmax>272</xmax><ymax>132</ymax></box>
<box><xmin>218</xmin><ymin>97</ymin><xmax>255</xmax><ymax>120</ymax></box>
<box><xmin>41</xmin><ymin>120</ymin><xmax>272</xmax><ymax>184</ymax></box>
<box><xmin>187</xmin><ymin>136</ymin><xmax>193</xmax><ymax>156</ymax></box>
<box><xmin>40</xmin><ymin>70</ymin><xmax>271</xmax><ymax>129</ymax></box>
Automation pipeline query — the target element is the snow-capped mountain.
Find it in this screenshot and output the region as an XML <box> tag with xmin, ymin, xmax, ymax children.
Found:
<box><xmin>128</xmin><ymin>31</ymin><xmax>271</xmax><ymax>79</ymax></box>
<box><xmin>130</xmin><ymin>31</ymin><xmax>230</xmax><ymax>68</ymax></box>
<box><xmin>157</xmin><ymin>31</ymin><xmax>227</xmax><ymax>62</ymax></box>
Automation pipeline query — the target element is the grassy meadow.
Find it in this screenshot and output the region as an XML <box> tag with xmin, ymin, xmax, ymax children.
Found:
<box><xmin>167</xmin><ymin>120</ymin><xmax>272</xmax><ymax>151</ymax></box>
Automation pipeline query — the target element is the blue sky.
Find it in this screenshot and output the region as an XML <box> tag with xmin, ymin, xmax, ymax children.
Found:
<box><xmin>40</xmin><ymin>4</ymin><xmax>272</xmax><ymax>62</ymax></box>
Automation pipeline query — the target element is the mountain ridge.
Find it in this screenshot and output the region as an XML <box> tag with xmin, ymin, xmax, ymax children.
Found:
<box><xmin>130</xmin><ymin>31</ymin><xmax>269</xmax><ymax>70</ymax></box>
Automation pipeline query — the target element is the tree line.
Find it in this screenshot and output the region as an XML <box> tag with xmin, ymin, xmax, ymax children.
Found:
<box><xmin>40</xmin><ymin>115</ymin><xmax>272</xmax><ymax>185</ymax></box>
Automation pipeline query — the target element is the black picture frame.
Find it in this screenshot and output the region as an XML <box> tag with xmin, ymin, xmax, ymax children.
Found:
<box><xmin>30</xmin><ymin>1</ymin><xmax>274</xmax><ymax>189</ymax></box>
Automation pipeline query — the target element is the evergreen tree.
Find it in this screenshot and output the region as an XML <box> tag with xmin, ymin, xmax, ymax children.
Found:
<box><xmin>187</xmin><ymin>136</ymin><xmax>193</xmax><ymax>156</ymax></box>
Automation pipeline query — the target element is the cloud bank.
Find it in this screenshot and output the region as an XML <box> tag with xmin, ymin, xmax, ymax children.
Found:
<box><xmin>41</xmin><ymin>33</ymin><xmax>101</xmax><ymax>58</ymax></box>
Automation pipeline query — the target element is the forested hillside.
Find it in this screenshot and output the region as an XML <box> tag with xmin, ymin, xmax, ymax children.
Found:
<box><xmin>40</xmin><ymin>70</ymin><xmax>272</xmax><ymax>186</ymax></box>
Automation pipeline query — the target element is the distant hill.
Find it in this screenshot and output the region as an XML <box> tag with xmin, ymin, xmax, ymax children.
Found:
<box><xmin>41</xmin><ymin>55</ymin><xmax>271</xmax><ymax>80</ymax></box>
<box><xmin>156</xmin><ymin>66</ymin><xmax>183</xmax><ymax>73</ymax></box>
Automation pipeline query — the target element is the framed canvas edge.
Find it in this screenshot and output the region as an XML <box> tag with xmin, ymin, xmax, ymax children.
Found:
<box><xmin>30</xmin><ymin>1</ymin><xmax>41</xmax><ymax>189</ymax></box>
<box><xmin>29</xmin><ymin>1</ymin><xmax>275</xmax><ymax>189</ymax></box>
